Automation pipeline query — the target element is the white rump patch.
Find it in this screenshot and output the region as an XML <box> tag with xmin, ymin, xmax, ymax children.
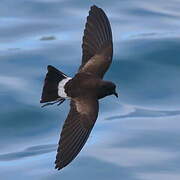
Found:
<box><xmin>58</xmin><ymin>77</ymin><xmax>71</xmax><ymax>98</ymax></box>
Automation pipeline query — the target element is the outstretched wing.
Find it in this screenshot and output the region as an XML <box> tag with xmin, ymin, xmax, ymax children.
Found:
<box><xmin>55</xmin><ymin>98</ymin><xmax>99</xmax><ymax>170</ymax></box>
<box><xmin>79</xmin><ymin>5</ymin><xmax>113</xmax><ymax>78</ymax></box>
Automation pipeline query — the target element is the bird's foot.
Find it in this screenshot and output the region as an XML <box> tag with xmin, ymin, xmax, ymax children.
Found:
<box><xmin>41</xmin><ymin>98</ymin><xmax>65</xmax><ymax>108</ymax></box>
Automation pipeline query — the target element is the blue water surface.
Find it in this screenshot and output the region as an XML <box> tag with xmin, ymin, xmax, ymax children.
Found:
<box><xmin>1</xmin><ymin>0</ymin><xmax>180</xmax><ymax>179</ymax></box>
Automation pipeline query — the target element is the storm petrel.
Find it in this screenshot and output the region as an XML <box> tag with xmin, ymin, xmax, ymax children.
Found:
<box><xmin>40</xmin><ymin>5</ymin><xmax>118</xmax><ymax>170</ymax></box>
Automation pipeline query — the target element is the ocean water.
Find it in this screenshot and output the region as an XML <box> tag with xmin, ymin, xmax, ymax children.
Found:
<box><xmin>1</xmin><ymin>0</ymin><xmax>180</xmax><ymax>179</ymax></box>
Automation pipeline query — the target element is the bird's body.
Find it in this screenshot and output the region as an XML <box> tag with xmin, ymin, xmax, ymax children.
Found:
<box><xmin>65</xmin><ymin>72</ymin><xmax>100</xmax><ymax>98</ymax></box>
<box><xmin>40</xmin><ymin>5</ymin><xmax>117</xmax><ymax>170</ymax></box>
<box><xmin>65</xmin><ymin>72</ymin><xmax>116</xmax><ymax>99</ymax></box>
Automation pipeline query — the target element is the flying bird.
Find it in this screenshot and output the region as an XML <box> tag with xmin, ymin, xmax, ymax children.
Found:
<box><xmin>40</xmin><ymin>5</ymin><xmax>118</xmax><ymax>170</ymax></box>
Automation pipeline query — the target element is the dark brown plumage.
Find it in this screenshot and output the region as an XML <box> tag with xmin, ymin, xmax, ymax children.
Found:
<box><xmin>79</xmin><ymin>5</ymin><xmax>113</xmax><ymax>78</ymax></box>
<box><xmin>40</xmin><ymin>5</ymin><xmax>117</xmax><ymax>170</ymax></box>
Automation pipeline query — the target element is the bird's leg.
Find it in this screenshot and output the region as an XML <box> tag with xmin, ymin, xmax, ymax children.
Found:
<box><xmin>57</xmin><ymin>99</ymin><xmax>65</xmax><ymax>106</ymax></box>
<box><xmin>41</xmin><ymin>100</ymin><xmax>60</xmax><ymax>108</ymax></box>
<box><xmin>41</xmin><ymin>98</ymin><xmax>65</xmax><ymax>108</ymax></box>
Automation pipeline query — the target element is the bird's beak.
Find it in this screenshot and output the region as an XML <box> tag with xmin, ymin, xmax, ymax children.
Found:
<box><xmin>113</xmin><ymin>92</ymin><xmax>118</xmax><ymax>98</ymax></box>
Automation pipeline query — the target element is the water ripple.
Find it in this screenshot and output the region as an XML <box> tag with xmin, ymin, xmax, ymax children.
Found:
<box><xmin>106</xmin><ymin>108</ymin><xmax>180</xmax><ymax>120</ymax></box>
<box><xmin>0</xmin><ymin>144</ymin><xmax>56</xmax><ymax>161</ymax></box>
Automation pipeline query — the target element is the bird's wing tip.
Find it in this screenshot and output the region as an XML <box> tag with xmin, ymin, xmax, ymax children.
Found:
<box><xmin>91</xmin><ymin>4</ymin><xmax>97</xmax><ymax>8</ymax></box>
<box><xmin>55</xmin><ymin>164</ymin><xmax>63</xmax><ymax>171</ymax></box>
<box><xmin>47</xmin><ymin>65</ymin><xmax>53</xmax><ymax>70</ymax></box>
<box><xmin>90</xmin><ymin>5</ymin><xmax>100</xmax><ymax>10</ymax></box>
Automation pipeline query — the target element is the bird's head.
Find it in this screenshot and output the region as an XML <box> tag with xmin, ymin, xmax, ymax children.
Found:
<box><xmin>99</xmin><ymin>81</ymin><xmax>118</xmax><ymax>99</ymax></box>
<box><xmin>108</xmin><ymin>82</ymin><xmax>118</xmax><ymax>98</ymax></box>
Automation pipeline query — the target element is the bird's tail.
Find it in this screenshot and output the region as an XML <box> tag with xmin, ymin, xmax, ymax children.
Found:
<box><xmin>40</xmin><ymin>65</ymin><xmax>69</xmax><ymax>104</ymax></box>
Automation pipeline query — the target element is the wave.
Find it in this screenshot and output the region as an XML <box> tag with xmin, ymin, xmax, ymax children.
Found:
<box><xmin>0</xmin><ymin>144</ymin><xmax>56</xmax><ymax>161</ymax></box>
<box><xmin>106</xmin><ymin>107</ymin><xmax>180</xmax><ymax>120</ymax></box>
